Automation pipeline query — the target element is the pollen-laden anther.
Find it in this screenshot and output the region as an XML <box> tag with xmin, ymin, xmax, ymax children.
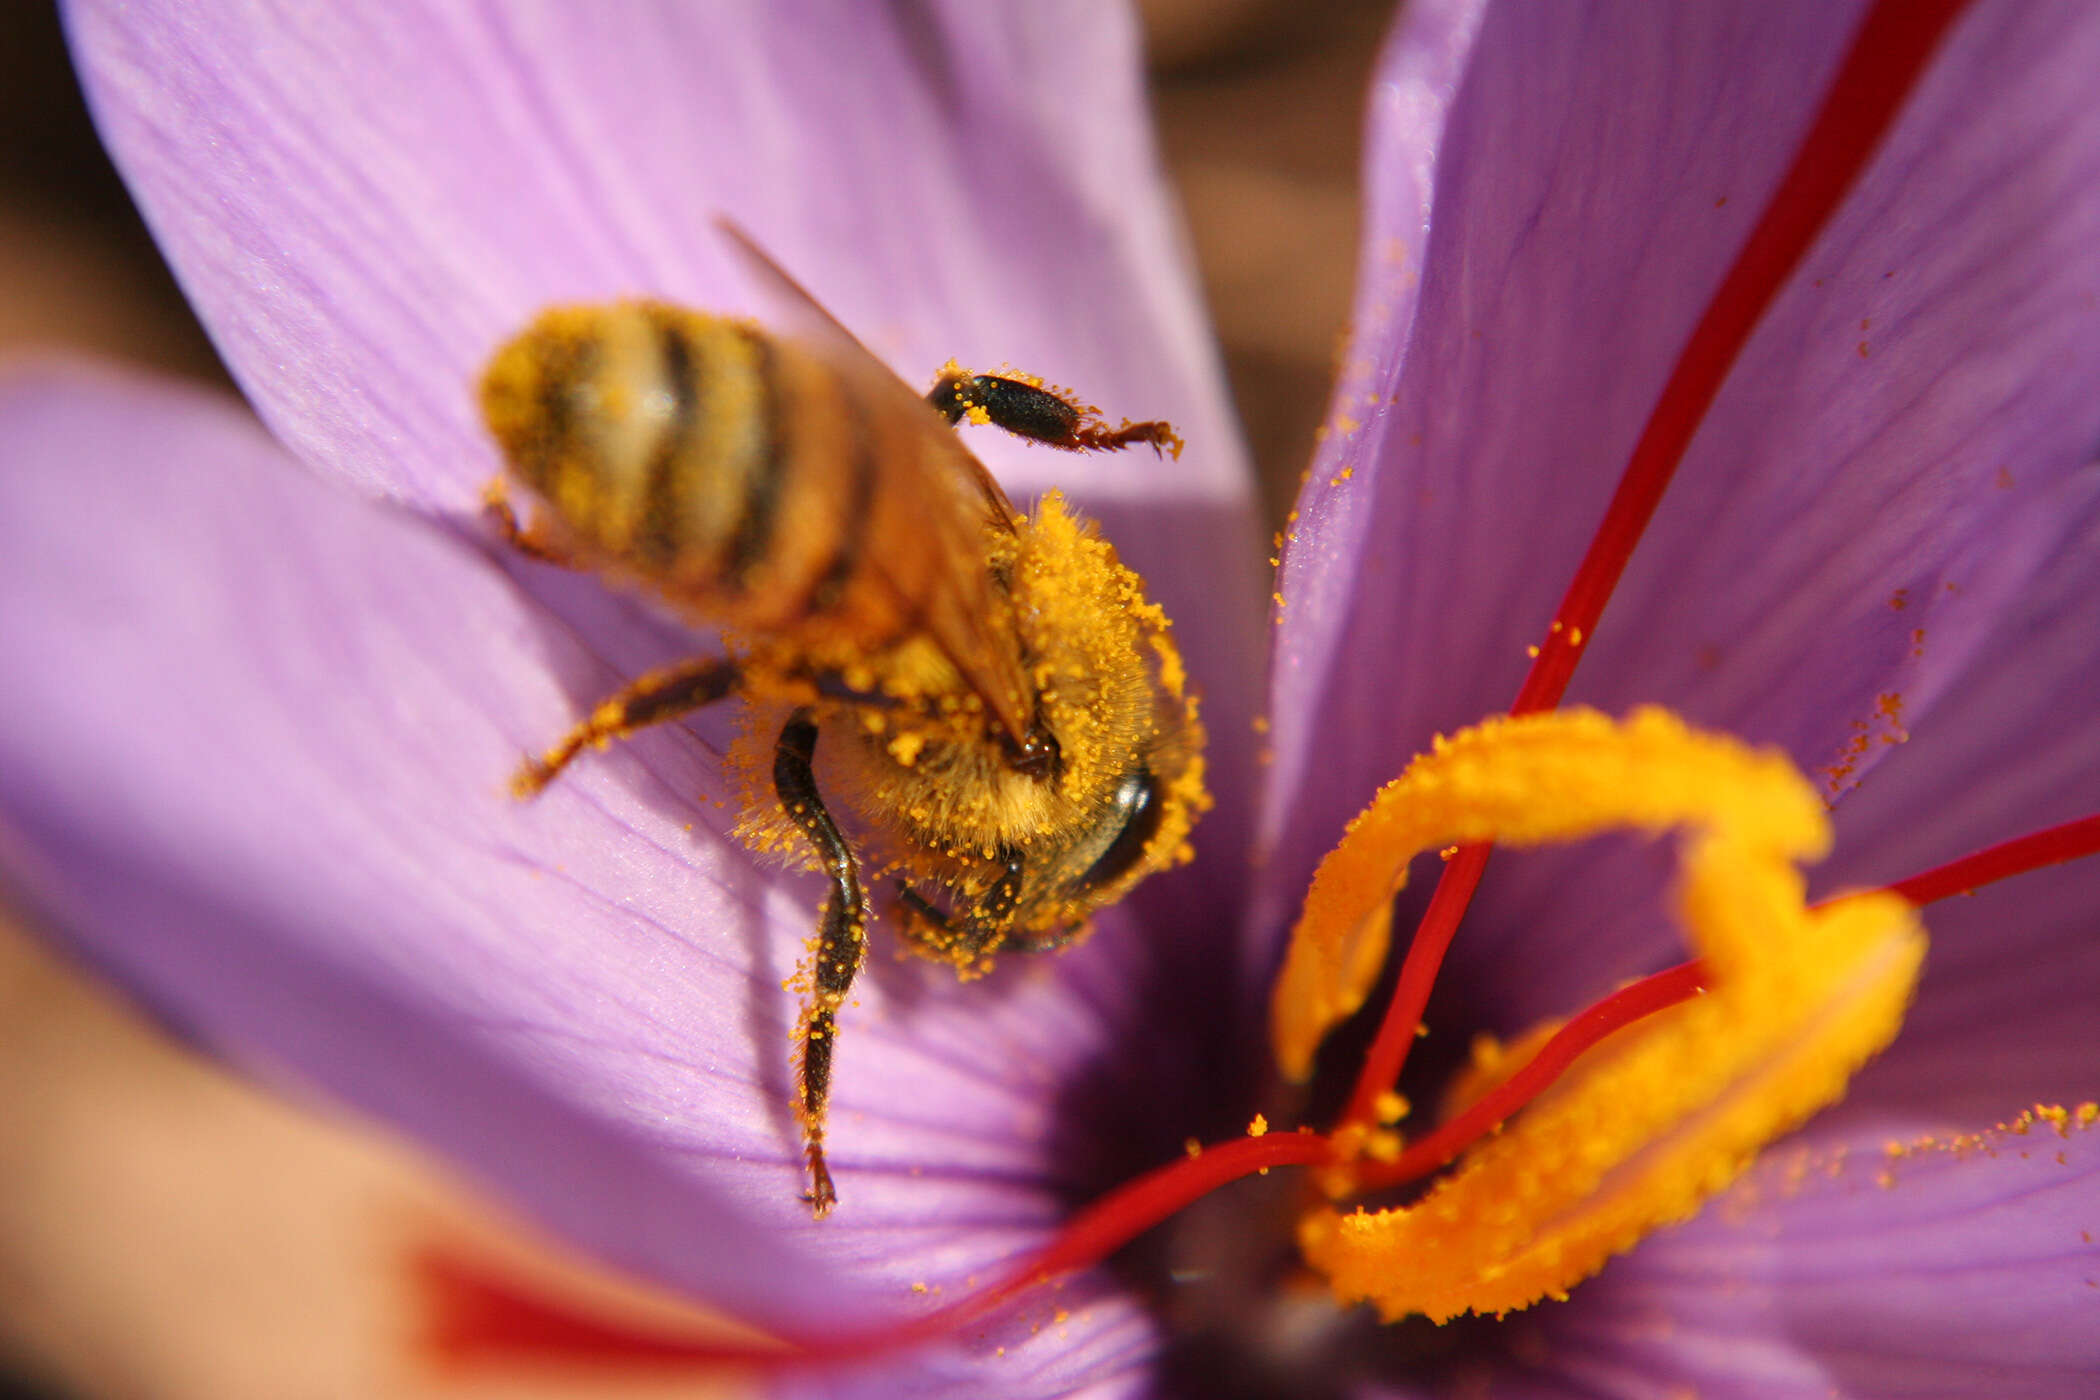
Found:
<box><xmin>1270</xmin><ymin>707</ymin><xmax>1927</xmax><ymax>1323</ymax></box>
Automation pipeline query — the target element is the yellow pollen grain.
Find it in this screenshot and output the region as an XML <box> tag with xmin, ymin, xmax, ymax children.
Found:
<box><xmin>1374</xmin><ymin>1091</ymin><xmax>1410</xmax><ymax>1125</ymax></box>
<box><xmin>1184</xmin><ymin>1137</ymin><xmax>1203</xmax><ymax>1159</ymax></box>
<box><xmin>1272</xmin><ymin>707</ymin><xmax>1927</xmax><ymax>1323</ymax></box>
<box><xmin>1248</xmin><ymin>1113</ymin><xmax>1270</xmax><ymax>1138</ymax></box>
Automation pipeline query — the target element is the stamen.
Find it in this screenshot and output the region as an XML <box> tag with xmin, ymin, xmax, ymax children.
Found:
<box><xmin>1342</xmin><ymin>0</ymin><xmax>1977</xmax><ymax>1128</ymax></box>
<box><xmin>1272</xmin><ymin>709</ymin><xmax>1833</xmax><ymax>1078</ymax></box>
<box><xmin>1282</xmin><ymin>711</ymin><xmax>1925</xmax><ymax>1321</ymax></box>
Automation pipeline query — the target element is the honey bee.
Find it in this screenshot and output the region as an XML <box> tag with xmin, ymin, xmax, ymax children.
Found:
<box><xmin>478</xmin><ymin>231</ymin><xmax>1209</xmax><ymax>1216</ymax></box>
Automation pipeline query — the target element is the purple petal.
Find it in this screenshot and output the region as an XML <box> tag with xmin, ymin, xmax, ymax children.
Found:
<box><xmin>1813</xmin><ymin>495</ymin><xmax>2100</xmax><ymax>1130</ymax></box>
<box><xmin>1510</xmin><ymin>1113</ymin><xmax>2100</xmax><ymax>1398</ymax></box>
<box><xmin>64</xmin><ymin>0</ymin><xmax>1244</xmax><ymax>509</ymax></box>
<box><xmin>1257</xmin><ymin>0</ymin><xmax>1851</xmax><ymax>947</ymax></box>
<box><xmin>1440</xmin><ymin>461</ymin><xmax>2100</xmax><ymax>1050</ymax></box>
<box><xmin>1256</xmin><ymin>1</ymin><xmax>2100</xmax><ymax>1011</ymax></box>
<box><xmin>0</xmin><ymin>361</ymin><xmax>1188</xmax><ymax>1386</ymax></box>
<box><xmin>66</xmin><ymin>0</ymin><xmax>1267</xmax><ymax>935</ymax></box>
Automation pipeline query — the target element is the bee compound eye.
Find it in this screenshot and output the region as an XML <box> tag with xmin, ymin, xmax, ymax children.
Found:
<box><xmin>1074</xmin><ymin>766</ymin><xmax>1164</xmax><ymax>896</ymax></box>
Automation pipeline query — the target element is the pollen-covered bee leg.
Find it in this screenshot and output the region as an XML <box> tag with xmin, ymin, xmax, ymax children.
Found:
<box><xmin>999</xmin><ymin>923</ymin><xmax>1086</xmax><ymax>955</ymax></box>
<box><xmin>969</xmin><ymin>853</ymin><xmax>1026</xmax><ymax>944</ymax></box>
<box><xmin>774</xmin><ymin>710</ymin><xmax>869</xmax><ymax>1218</ymax></box>
<box><xmin>927</xmin><ymin>371</ymin><xmax>1184</xmax><ymax>458</ymax></box>
<box><xmin>512</xmin><ymin>656</ymin><xmax>741</xmax><ymax>798</ymax></box>
<box><xmin>893</xmin><ymin>854</ymin><xmax>1025</xmax><ymax>963</ymax></box>
<box><xmin>481</xmin><ymin>476</ymin><xmax>582</xmax><ymax>567</ymax></box>
<box><xmin>894</xmin><ymin>885</ymin><xmax>974</xmax><ymax>965</ymax></box>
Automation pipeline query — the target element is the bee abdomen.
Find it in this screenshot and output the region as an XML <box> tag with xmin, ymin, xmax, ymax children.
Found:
<box><xmin>483</xmin><ymin>302</ymin><xmax>893</xmax><ymax>631</ymax></box>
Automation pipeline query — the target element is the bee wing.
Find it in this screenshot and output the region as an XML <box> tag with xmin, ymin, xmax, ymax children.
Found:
<box><xmin>715</xmin><ymin>220</ymin><xmax>1018</xmax><ymax>523</ymax></box>
<box><xmin>715</xmin><ymin>221</ymin><xmax>1036</xmax><ymax>745</ymax></box>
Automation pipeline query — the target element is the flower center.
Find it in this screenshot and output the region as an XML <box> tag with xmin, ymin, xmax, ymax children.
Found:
<box><xmin>1278</xmin><ymin>707</ymin><xmax>1924</xmax><ymax>1320</ymax></box>
<box><xmin>414</xmin><ymin>0</ymin><xmax>2100</xmax><ymax>1372</ymax></box>
<box><xmin>420</xmin><ymin>808</ymin><xmax>2096</xmax><ymax>1367</ymax></box>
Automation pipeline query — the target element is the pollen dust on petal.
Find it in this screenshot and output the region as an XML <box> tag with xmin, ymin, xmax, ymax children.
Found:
<box><xmin>1738</xmin><ymin>1101</ymin><xmax>2096</xmax><ymax>1203</ymax></box>
<box><xmin>1817</xmin><ymin>691</ymin><xmax>1908</xmax><ymax>801</ymax></box>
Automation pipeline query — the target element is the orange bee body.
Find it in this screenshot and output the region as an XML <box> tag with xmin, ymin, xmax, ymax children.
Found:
<box><xmin>479</xmin><ymin>247</ymin><xmax>1206</xmax><ymax>1214</ymax></box>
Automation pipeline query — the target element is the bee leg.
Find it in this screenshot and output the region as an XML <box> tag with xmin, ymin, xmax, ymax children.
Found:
<box><xmin>893</xmin><ymin>854</ymin><xmax>1025</xmax><ymax>964</ymax></box>
<box><xmin>970</xmin><ymin>853</ymin><xmax>1027</xmax><ymax>942</ymax></box>
<box><xmin>892</xmin><ymin>884</ymin><xmax>978</xmax><ymax>968</ymax></box>
<box><xmin>1000</xmin><ymin>924</ymin><xmax>1085</xmax><ymax>955</ymax></box>
<box><xmin>482</xmin><ymin>476</ymin><xmax>580</xmax><ymax>567</ymax></box>
<box><xmin>513</xmin><ymin>656</ymin><xmax>741</xmax><ymax>797</ymax></box>
<box><xmin>926</xmin><ymin>372</ymin><xmax>1184</xmax><ymax>459</ymax></box>
<box><xmin>774</xmin><ymin>710</ymin><xmax>869</xmax><ymax>1218</ymax></box>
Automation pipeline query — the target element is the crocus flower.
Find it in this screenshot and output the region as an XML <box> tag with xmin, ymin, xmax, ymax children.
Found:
<box><xmin>2</xmin><ymin>3</ymin><xmax>2095</xmax><ymax>1400</ymax></box>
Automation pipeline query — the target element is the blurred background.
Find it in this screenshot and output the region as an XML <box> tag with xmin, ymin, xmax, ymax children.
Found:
<box><xmin>0</xmin><ymin>1</ymin><xmax>1391</xmax><ymax>1393</ymax></box>
<box><xmin>0</xmin><ymin>5</ymin><xmax>226</xmax><ymax>385</ymax></box>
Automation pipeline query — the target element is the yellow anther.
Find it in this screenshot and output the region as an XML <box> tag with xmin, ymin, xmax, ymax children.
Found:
<box><xmin>1270</xmin><ymin>707</ymin><xmax>1926</xmax><ymax>1322</ymax></box>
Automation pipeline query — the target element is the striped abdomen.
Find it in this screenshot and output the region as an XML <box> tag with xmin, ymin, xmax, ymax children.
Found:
<box><xmin>482</xmin><ymin>300</ymin><xmax>955</xmax><ymax>638</ymax></box>
<box><xmin>482</xmin><ymin>299</ymin><xmax>1033</xmax><ymax>733</ymax></box>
